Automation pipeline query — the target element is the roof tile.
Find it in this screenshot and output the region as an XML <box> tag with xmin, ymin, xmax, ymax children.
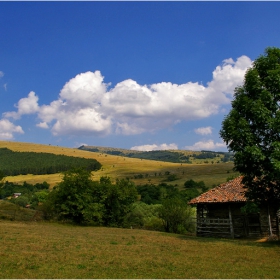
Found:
<box><xmin>189</xmin><ymin>176</ymin><xmax>247</xmax><ymax>204</ymax></box>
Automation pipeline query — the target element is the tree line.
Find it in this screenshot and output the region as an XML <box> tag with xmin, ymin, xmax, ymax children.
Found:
<box><xmin>0</xmin><ymin>148</ymin><xmax>101</xmax><ymax>176</ymax></box>
<box><xmin>1</xmin><ymin>169</ymin><xmax>206</xmax><ymax>234</ymax></box>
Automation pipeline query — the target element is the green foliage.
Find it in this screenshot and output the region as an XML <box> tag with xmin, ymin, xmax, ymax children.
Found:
<box><xmin>44</xmin><ymin>168</ymin><xmax>100</xmax><ymax>224</ymax></box>
<box><xmin>137</xmin><ymin>183</ymin><xmax>182</xmax><ymax>204</ymax></box>
<box><xmin>14</xmin><ymin>195</ymin><xmax>29</xmax><ymax>208</ymax></box>
<box><xmin>0</xmin><ymin>181</ymin><xmax>50</xmax><ymax>201</ymax></box>
<box><xmin>220</xmin><ymin>47</ymin><xmax>280</xmax><ymax>205</ymax></box>
<box><xmin>44</xmin><ymin>169</ymin><xmax>138</xmax><ymax>226</ymax></box>
<box><xmin>158</xmin><ymin>197</ymin><xmax>195</xmax><ymax>234</ymax></box>
<box><xmin>0</xmin><ymin>148</ymin><xmax>101</xmax><ymax>176</ymax></box>
<box><xmin>0</xmin><ymin>170</ymin><xmax>5</xmax><ymax>183</ymax></box>
<box><xmin>184</xmin><ymin>179</ymin><xmax>207</xmax><ymax>192</ymax></box>
<box><xmin>240</xmin><ymin>202</ymin><xmax>260</xmax><ymax>214</ymax></box>
<box><xmin>166</xmin><ymin>174</ymin><xmax>177</xmax><ymax>181</ymax></box>
<box><xmin>137</xmin><ymin>181</ymin><xmax>202</xmax><ymax>205</ymax></box>
<box><xmin>124</xmin><ymin>202</ymin><xmax>163</xmax><ymax>230</ymax></box>
<box><xmin>180</xmin><ymin>188</ymin><xmax>200</xmax><ymax>201</ymax></box>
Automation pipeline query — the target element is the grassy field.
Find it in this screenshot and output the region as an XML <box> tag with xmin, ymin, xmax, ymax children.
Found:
<box><xmin>0</xmin><ymin>141</ymin><xmax>237</xmax><ymax>188</ymax></box>
<box><xmin>0</xmin><ymin>220</ymin><xmax>279</xmax><ymax>279</ymax></box>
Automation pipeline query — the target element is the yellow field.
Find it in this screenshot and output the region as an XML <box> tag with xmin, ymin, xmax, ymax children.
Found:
<box><xmin>0</xmin><ymin>140</ymin><xmax>237</xmax><ymax>188</ymax></box>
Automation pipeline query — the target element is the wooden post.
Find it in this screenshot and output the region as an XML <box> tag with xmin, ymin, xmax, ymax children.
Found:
<box><xmin>267</xmin><ymin>204</ymin><xmax>273</xmax><ymax>236</ymax></box>
<box><xmin>228</xmin><ymin>205</ymin><xmax>234</xmax><ymax>239</ymax></box>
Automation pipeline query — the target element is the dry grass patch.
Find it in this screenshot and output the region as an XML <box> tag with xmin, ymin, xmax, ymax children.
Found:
<box><xmin>0</xmin><ymin>220</ymin><xmax>279</xmax><ymax>279</ymax></box>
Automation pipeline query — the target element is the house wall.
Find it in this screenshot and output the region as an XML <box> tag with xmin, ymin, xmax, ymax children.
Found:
<box><xmin>259</xmin><ymin>204</ymin><xmax>279</xmax><ymax>237</ymax></box>
<box><xmin>196</xmin><ymin>203</ymin><xmax>279</xmax><ymax>239</ymax></box>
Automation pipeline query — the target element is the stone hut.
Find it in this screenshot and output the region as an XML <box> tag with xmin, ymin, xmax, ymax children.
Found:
<box><xmin>189</xmin><ymin>176</ymin><xmax>279</xmax><ymax>239</ymax></box>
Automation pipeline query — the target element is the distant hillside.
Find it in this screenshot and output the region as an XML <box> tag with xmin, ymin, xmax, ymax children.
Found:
<box><xmin>0</xmin><ymin>147</ymin><xmax>101</xmax><ymax>176</ymax></box>
<box><xmin>78</xmin><ymin>145</ymin><xmax>234</xmax><ymax>164</ymax></box>
<box><xmin>0</xmin><ymin>141</ymin><xmax>237</xmax><ymax>188</ymax></box>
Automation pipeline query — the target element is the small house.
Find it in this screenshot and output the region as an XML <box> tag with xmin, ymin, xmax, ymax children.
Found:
<box><xmin>189</xmin><ymin>177</ymin><xmax>279</xmax><ymax>239</ymax></box>
<box><xmin>13</xmin><ymin>193</ymin><xmax>22</xmax><ymax>198</ymax></box>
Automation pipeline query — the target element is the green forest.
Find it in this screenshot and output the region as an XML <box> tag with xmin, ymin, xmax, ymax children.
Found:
<box><xmin>0</xmin><ymin>148</ymin><xmax>101</xmax><ymax>176</ymax></box>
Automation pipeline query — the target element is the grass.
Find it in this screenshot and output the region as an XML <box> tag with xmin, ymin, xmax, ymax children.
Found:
<box><xmin>0</xmin><ymin>140</ymin><xmax>237</xmax><ymax>188</ymax></box>
<box><xmin>0</xmin><ymin>201</ymin><xmax>37</xmax><ymax>221</ymax></box>
<box><xmin>0</xmin><ymin>220</ymin><xmax>279</xmax><ymax>279</ymax></box>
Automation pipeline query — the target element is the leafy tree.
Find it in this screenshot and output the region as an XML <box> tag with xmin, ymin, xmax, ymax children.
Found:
<box><xmin>101</xmin><ymin>178</ymin><xmax>138</xmax><ymax>227</ymax></box>
<box><xmin>158</xmin><ymin>197</ymin><xmax>195</xmax><ymax>234</ymax></box>
<box><xmin>180</xmin><ymin>188</ymin><xmax>200</xmax><ymax>202</ymax></box>
<box><xmin>14</xmin><ymin>195</ymin><xmax>29</xmax><ymax>207</ymax></box>
<box><xmin>44</xmin><ymin>169</ymin><xmax>138</xmax><ymax>226</ymax></box>
<box><xmin>220</xmin><ymin>47</ymin><xmax>280</xmax><ymax>207</ymax></box>
<box><xmin>184</xmin><ymin>179</ymin><xmax>207</xmax><ymax>192</ymax></box>
<box><xmin>44</xmin><ymin>168</ymin><xmax>97</xmax><ymax>224</ymax></box>
<box><xmin>124</xmin><ymin>201</ymin><xmax>163</xmax><ymax>230</ymax></box>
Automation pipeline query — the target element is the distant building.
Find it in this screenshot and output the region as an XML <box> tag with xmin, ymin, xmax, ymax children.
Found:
<box><xmin>13</xmin><ymin>193</ymin><xmax>22</xmax><ymax>198</ymax></box>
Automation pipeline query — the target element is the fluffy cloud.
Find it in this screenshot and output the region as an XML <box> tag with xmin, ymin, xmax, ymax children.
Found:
<box><xmin>4</xmin><ymin>91</ymin><xmax>39</xmax><ymax>119</ymax></box>
<box><xmin>36</xmin><ymin>122</ymin><xmax>49</xmax><ymax>129</ymax></box>
<box><xmin>131</xmin><ymin>143</ymin><xmax>178</xmax><ymax>151</ymax></box>
<box><xmin>185</xmin><ymin>140</ymin><xmax>226</xmax><ymax>151</ymax></box>
<box><xmin>195</xmin><ymin>126</ymin><xmax>213</xmax><ymax>135</ymax></box>
<box><xmin>0</xmin><ymin>71</ymin><xmax>4</xmax><ymax>78</ymax></box>
<box><xmin>37</xmin><ymin>71</ymin><xmax>112</xmax><ymax>136</ymax></box>
<box><xmin>207</xmin><ymin>56</ymin><xmax>252</xmax><ymax>97</ymax></box>
<box><xmin>3</xmin><ymin>55</ymin><xmax>252</xmax><ymax>137</ymax></box>
<box><xmin>0</xmin><ymin>119</ymin><xmax>24</xmax><ymax>140</ymax></box>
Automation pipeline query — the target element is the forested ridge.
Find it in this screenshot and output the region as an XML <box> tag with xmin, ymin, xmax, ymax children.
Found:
<box><xmin>79</xmin><ymin>145</ymin><xmax>233</xmax><ymax>163</ymax></box>
<box><xmin>0</xmin><ymin>148</ymin><xmax>101</xmax><ymax>176</ymax></box>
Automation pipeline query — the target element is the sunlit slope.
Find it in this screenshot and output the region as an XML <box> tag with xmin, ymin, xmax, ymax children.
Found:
<box><xmin>0</xmin><ymin>141</ymin><xmax>236</xmax><ymax>188</ymax></box>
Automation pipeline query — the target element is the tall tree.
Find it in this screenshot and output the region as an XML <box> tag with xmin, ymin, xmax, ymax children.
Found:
<box><xmin>44</xmin><ymin>169</ymin><xmax>138</xmax><ymax>226</ymax></box>
<box><xmin>220</xmin><ymin>47</ymin><xmax>280</xmax><ymax>208</ymax></box>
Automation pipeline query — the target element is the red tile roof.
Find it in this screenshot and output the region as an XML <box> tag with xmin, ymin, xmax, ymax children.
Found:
<box><xmin>189</xmin><ymin>176</ymin><xmax>247</xmax><ymax>204</ymax></box>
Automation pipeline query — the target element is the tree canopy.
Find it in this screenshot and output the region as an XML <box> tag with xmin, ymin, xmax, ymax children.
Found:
<box><xmin>44</xmin><ymin>168</ymin><xmax>138</xmax><ymax>226</ymax></box>
<box><xmin>220</xmin><ymin>47</ymin><xmax>280</xmax><ymax>206</ymax></box>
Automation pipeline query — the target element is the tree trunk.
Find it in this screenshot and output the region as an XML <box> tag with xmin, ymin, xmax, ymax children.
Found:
<box><xmin>267</xmin><ymin>204</ymin><xmax>273</xmax><ymax>236</ymax></box>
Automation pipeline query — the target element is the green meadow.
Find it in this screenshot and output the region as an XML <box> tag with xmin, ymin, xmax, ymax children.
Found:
<box><xmin>1</xmin><ymin>220</ymin><xmax>279</xmax><ymax>279</ymax></box>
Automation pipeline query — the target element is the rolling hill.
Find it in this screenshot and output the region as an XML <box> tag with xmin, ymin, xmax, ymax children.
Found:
<box><xmin>0</xmin><ymin>141</ymin><xmax>237</xmax><ymax>188</ymax></box>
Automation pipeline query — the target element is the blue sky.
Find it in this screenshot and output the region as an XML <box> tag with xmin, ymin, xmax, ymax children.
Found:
<box><xmin>0</xmin><ymin>1</ymin><xmax>280</xmax><ymax>152</ymax></box>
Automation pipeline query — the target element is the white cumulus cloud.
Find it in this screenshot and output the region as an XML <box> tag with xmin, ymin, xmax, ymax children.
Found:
<box><xmin>4</xmin><ymin>91</ymin><xmax>39</xmax><ymax>119</ymax></box>
<box><xmin>38</xmin><ymin>71</ymin><xmax>112</xmax><ymax>136</ymax></box>
<box><xmin>0</xmin><ymin>71</ymin><xmax>4</xmax><ymax>78</ymax></box>
<box><xmin>0</xmin><ymin>119</ymin><xmax>24</xmax><ymax>140</ymax></box>
<box><xmin>185</xmin><ymin>139</ymin><xmax>226</xmax><ymax>151</ymax></box>
<box><xmin>3</xmin><ymin>55</ymin><xmax>252</xmax><ymax>138</ymax></box>
<box><xmin>131</xmin><ymin>143</ymin><xmax>178</xmax><ymax>151</ymax></box>
<box><xmin>195</xmin><ymin>126</ymin><xmax>213</xmax><ymax>135</ymax></box>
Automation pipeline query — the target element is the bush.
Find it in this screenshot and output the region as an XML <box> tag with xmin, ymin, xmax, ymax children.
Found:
<box><xmin>158</xmin><ymin>197</ymin><xmax>195</xmax><ymax>234</ymax></box>
<box><xmin>124</xmin><ymin>202</ymin><xmax>163</xmax><ymax>231</ymax></box>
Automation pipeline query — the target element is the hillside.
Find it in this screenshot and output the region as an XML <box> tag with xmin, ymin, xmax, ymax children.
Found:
<box><xmin>0</xmin><ymin>147</ymin><xmax>101</xmax><ymax>176</ymax></box>
<box><xmin>79</xmin><ymin>145</ymin><xmax>234</xmax><ymax>164</ymax></box>
<box><xmin>0</xmin><ymin>141</ymin><xmax>237</xmax><ymax>188</ymax></box>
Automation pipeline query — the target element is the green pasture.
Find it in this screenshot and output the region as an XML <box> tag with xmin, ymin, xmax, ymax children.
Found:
<box><xmin>0</xmin><ymin>220</ymin><xmax>279</xmax><ymax>279</ymax></box>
